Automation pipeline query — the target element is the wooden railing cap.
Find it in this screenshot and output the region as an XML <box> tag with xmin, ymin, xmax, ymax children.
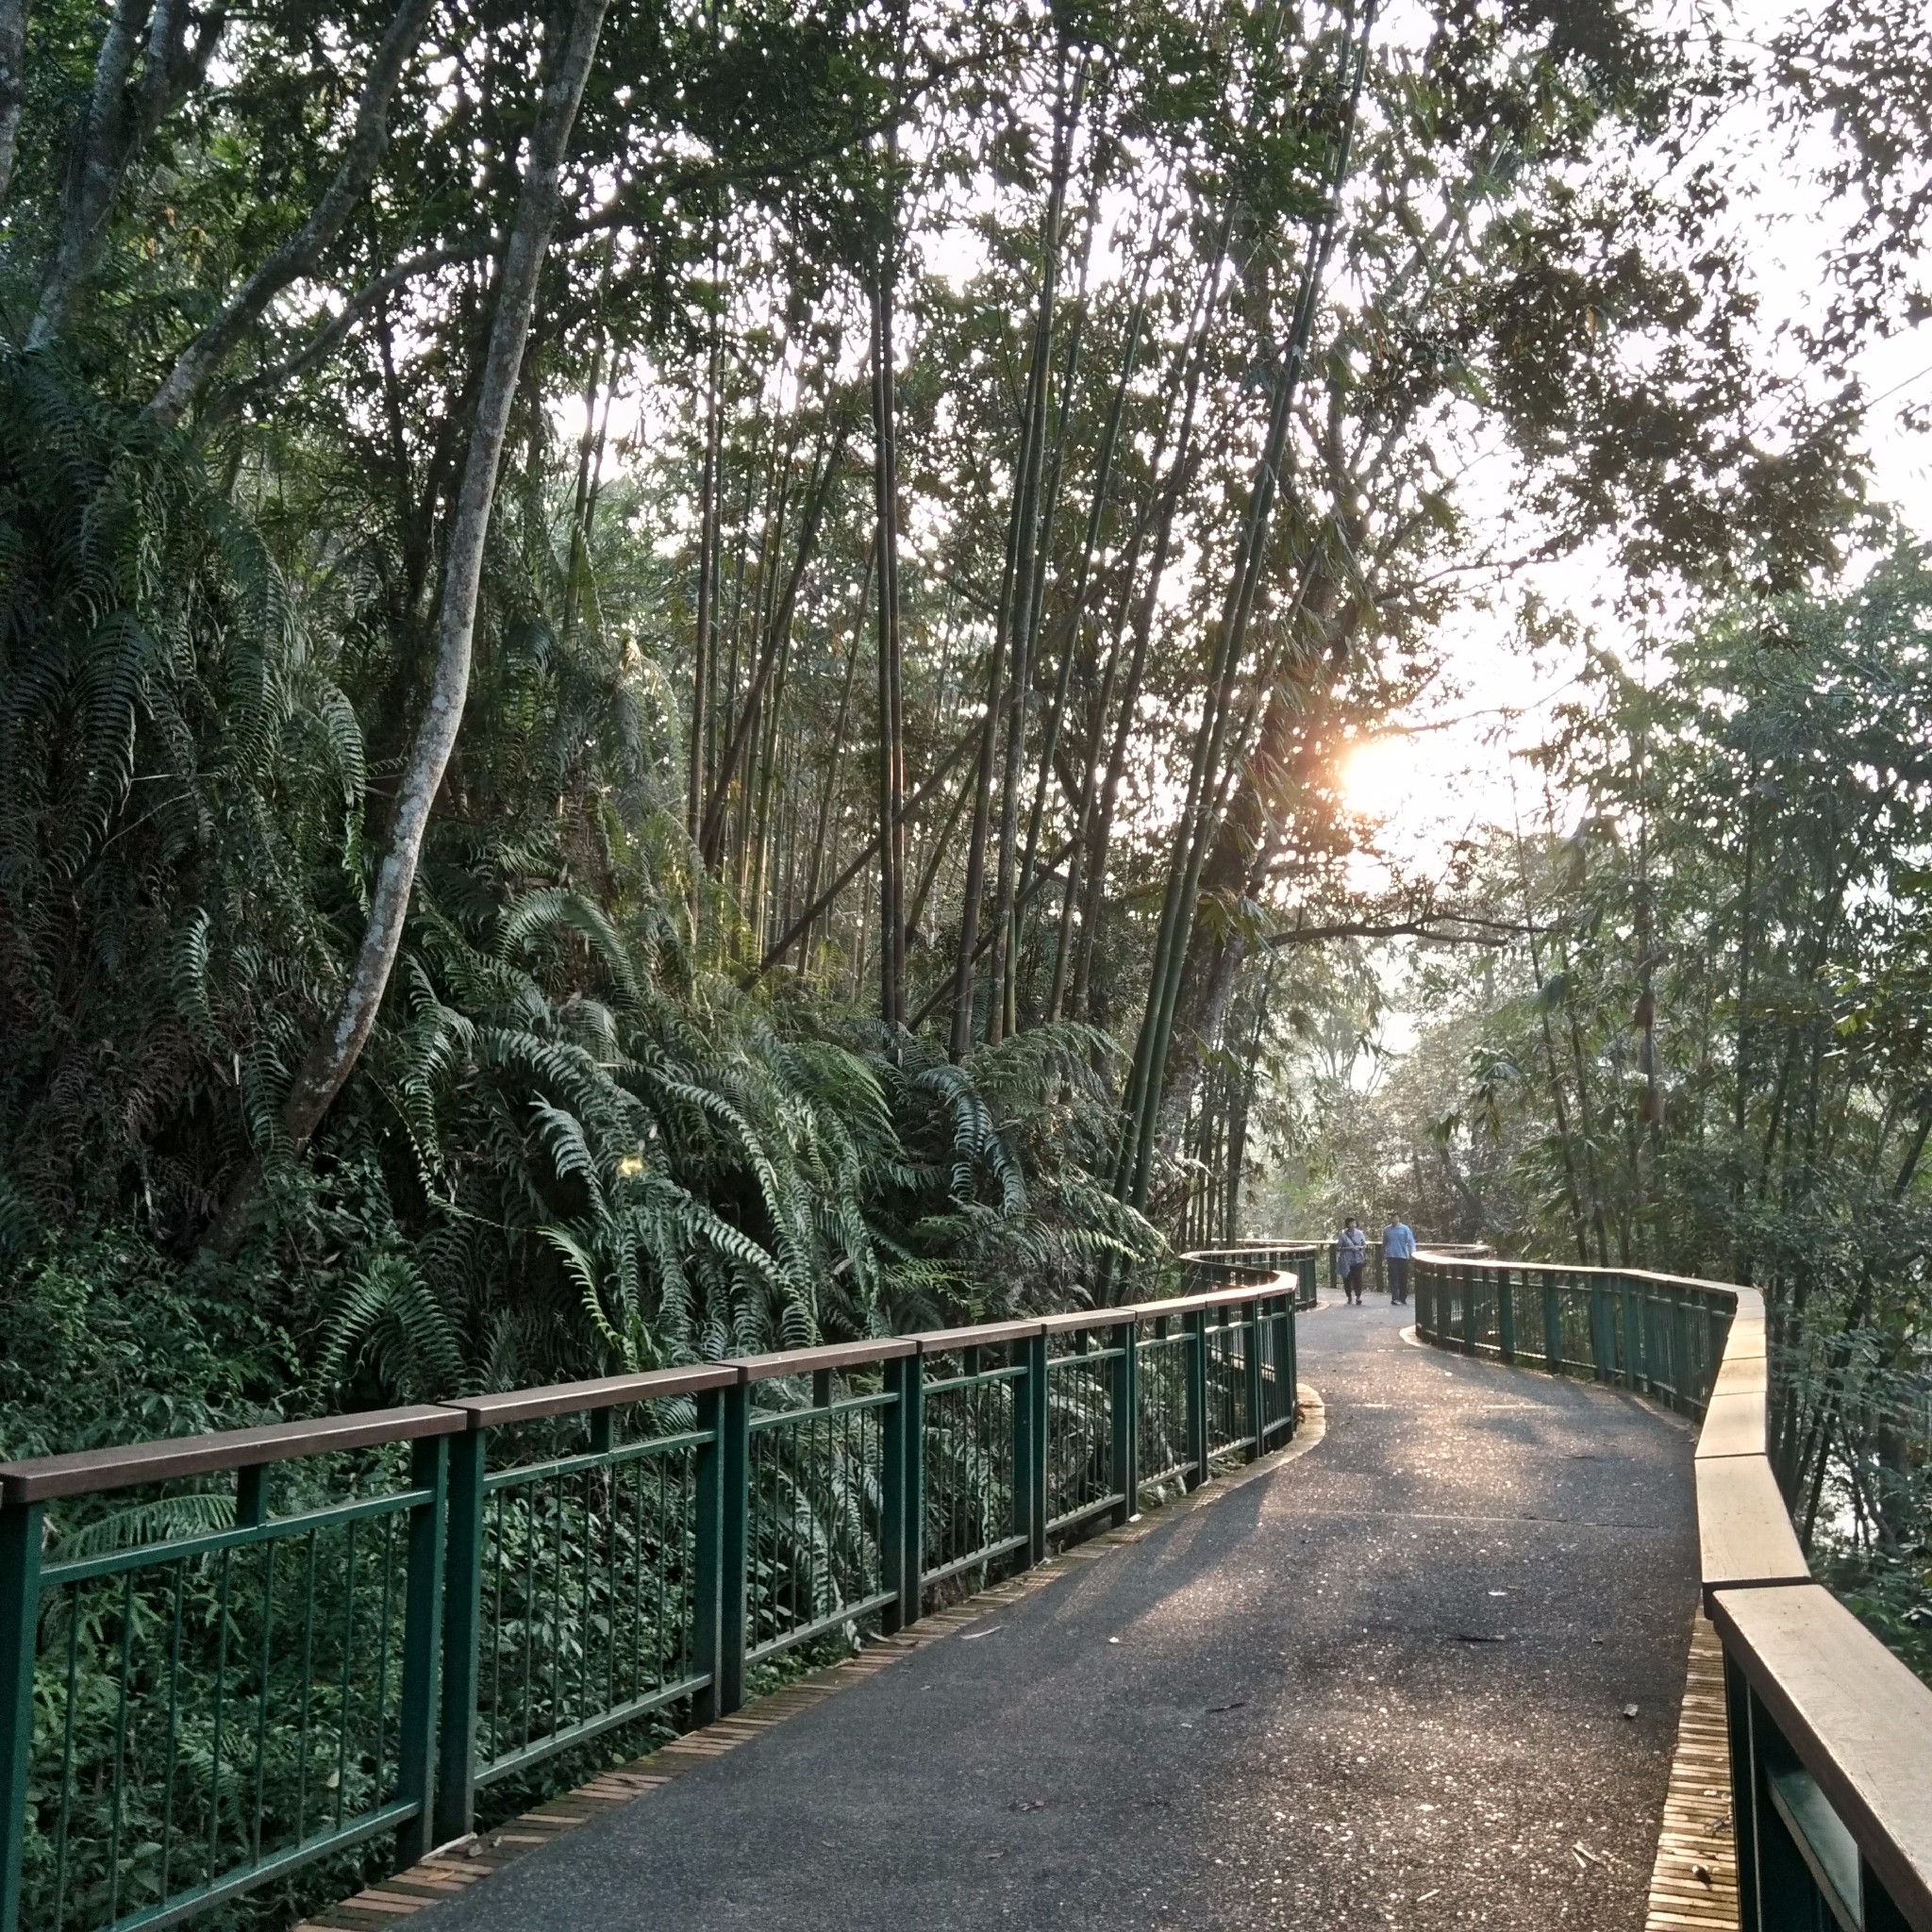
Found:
<box><xmin>451</xmin><ymin>1363</ymin><xmax>744</xmax><ymax>1427</ymax></box>
<box><xmin>1710</xmin><ymin>1582</ymin><xmax>1932</xmax><ymax>1925</ymax></box>
<box><xmin>0</xmin><ymin>1405</ymin><xmax>467</xmax><ymax>1504</ymax></box>
<box><xmin>735</xmin><ymin>1336</ymin><xmax>919</xmax><ymax>1382</ymax></box>
<box><xmin>911</xmin><ymin>1318</ymin><xmax>1046</xmax><ymax>1353</ymax></box>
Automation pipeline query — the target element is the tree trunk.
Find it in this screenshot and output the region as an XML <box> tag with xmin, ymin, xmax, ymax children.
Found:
<box><xmin>702</xmin><ymin>421</ymin><xmax>843</xmax><ymax>864</ymax></box>
<box><xmin>689</xmin><ymin>311</ymin><xmax>724</xmax><ymax>842</ymax></box>
<box><xmin>208</xmin><ymin>0</ymin><xmax>609</xmax><ymax>1250</ymax></box>
<box><xmin>873</xmin><ymin>230</ymin><xmax>907</xmax><ymax>1030</ymax></box>
<box><xmin>0</xmin><ymin>0</ymin><xmax>28</xmax><ymax>208</ymax></box>
<box><xmin>987</xmin><ymin>46</ymin><xmax>1082</xmax><ymax>1042</ymax></box>
<box><xmin>1119</xmin><ymin>6</ymin><xmax>1375</xmax><ymax>1210</ymax></box>
<box><xmin>30</xmin><ymin>0</ymin><xmax>223</xmax><ymax>345</ymax></box>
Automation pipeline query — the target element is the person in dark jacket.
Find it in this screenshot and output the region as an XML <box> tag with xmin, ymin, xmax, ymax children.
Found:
<box><xmin>1338</xmin><ymin>1218</ymin><xmax>1367</xmax><ymax>1304</ymax></box>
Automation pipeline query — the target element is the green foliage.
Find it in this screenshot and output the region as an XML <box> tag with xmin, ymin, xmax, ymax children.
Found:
<box><xmin>0</xmin><ymin>351</ymin><xmax>1156</xmax><ymax>1463</ymax></box>
<box><xmin>0</xmin><ymin>1234</ymin><xmax>292</xmax><ymax>1461</ymax></box>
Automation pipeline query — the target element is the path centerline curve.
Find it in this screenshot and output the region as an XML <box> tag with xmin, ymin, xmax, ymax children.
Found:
<box><xmin>401</xmin><ymin>1296</ymin><xmax>1697</xmax><ymax>1932</ymax></box>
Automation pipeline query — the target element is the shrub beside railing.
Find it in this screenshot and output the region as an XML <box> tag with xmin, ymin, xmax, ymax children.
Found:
<box><xmin>0</xmin><ymin>1247</ymin><xmax>1316</xmax><ymax>1932</ymax></box>
<box><xmin>1413</xmin><ymin>1251</ymin><xmax>1932</xmax><ymax>1932</ymax></box>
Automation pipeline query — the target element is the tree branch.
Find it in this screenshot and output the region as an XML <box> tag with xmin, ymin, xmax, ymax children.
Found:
<box><xmin>198</xmin><ymin>236</ymin><xmax>494</xmax><ymax>428</ymax></box>
<box><xmin>1263</xmin><ymin>913</ymin><xmax>1528</xmax><ymax>950</ymax></box>
<box><xmin>0</xmin><ymin>0</ymin><xmax>27</xmax><ymax>208</ymax></box>
<box><xmin>208</xmin><ymin>0</ymin><xmax>611</xmax><ymax>1251</ymax></box>
<box><xmin>751</xmin><ymin>724</ymin><xmax>977</xmax><ymax>982</ymax></box>
<box><xmin>144</xmin><ymin>0</ymin><xmax>437</xmax><ymax>429</ymax></box>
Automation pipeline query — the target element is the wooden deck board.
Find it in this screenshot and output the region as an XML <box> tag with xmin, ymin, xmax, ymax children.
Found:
<box><xmin>1644</xmin><ymin>1611</ymin><xmax>1739</xmax><ymax>1931</ymax></box>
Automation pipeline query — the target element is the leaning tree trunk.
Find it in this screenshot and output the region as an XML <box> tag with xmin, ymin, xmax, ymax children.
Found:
<box><xmin>209</xmin><ymin>0</ymin><xmax>609</xmax><ymax>1251</ymax></box>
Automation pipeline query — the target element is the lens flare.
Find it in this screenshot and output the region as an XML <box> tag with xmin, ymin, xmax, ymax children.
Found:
<box><xmin>1340</xmin><ymin>736</ymin><xmax>1412</xmax><ymax>819</ymax></box>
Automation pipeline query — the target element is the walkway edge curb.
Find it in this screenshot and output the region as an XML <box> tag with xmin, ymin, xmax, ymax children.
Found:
<box><xmin>288</xmin><ymin>1384</ymin><xmax>1328</xmax><ymax>1932</ymax></box>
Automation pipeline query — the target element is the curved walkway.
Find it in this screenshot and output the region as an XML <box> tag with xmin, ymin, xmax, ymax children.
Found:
<box><xmin>411</xmin><ymin>1297</ymin><xmax>1698</xmax><ymax>1931</ymax></box>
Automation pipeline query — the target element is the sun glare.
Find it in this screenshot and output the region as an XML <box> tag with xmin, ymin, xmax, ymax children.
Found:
<box><xmin>1340</xmin><ymin>736</ymin><xmax>1413</xmax><ymax>820</ymax></box>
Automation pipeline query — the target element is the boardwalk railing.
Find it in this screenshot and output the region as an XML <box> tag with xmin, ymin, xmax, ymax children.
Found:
<box><xmin>1413</xmin><ymin>1252</ymin><xmax>1932</xmax><ymax>1932</ymax></box>
<box><xmin>0</xmin><ymin>1253</ymin><xmax>1315</xmax><ymax>1932</ymax></box>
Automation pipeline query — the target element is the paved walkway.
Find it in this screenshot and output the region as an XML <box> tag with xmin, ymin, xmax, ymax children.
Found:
<box><xmin>416</xmin><ymin>1297</ymin><xmax>1699</xmax><ymax>1931</ymax></box>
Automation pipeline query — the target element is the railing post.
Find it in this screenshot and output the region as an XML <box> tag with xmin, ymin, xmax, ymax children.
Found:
<box><xmin>1589</xmin><ymin>1279</ymin><xmax>1610</xmax><ymax>1382</ymax></box>
<box><xmin>1285</xmin><ymin>1294</ymin><xmax>1299</xmax><ymax>1431</ymax></box>
<box><xmin>720</xmin><ymin>1377</ymin><xmax>751</xmax><ymax>1713</ymax></box>
<box><xmin>396</xmin><ymin>1435</ymin><xmax>447</xmax><ymax>1864</ymax></box>
<box><xmin>1016</xmin><ymin>1333</ymin><xmax>1048</xmax><ymax>1566</ymax></box>
<box><xmin>0</xmin><ymin>1498</ymin><xmax>44</xmax><ymax>1932</ymax></box>
<box><xmin>1242</xmin><ymin>1299</ymin><xmax>1264</xmax><ymax>1460</ymax></box>
<box><xmin>1542</xmin><ymin>1272</ymin><xmax>1562</xmax><ymax>1373</ymax></box>
<box><xmin>691</xmin><ymin>1387</ymin><xmax>724</xmax><ymax>1725</ymax></box>
<box><xmin>1459</xmin><ymin>1264</ymin><xmax>1478</xmax><ymax>1354</ymax></box>
<box><xmin>882</xmin><ymin>1354</ymin><xmax>922</xmax><ymax>1632</ymax></box>
<box><xmin>1184</xmin><ymin>1308</ymin><xmax>1208</xmax><ymax>1487</ymax></box>
<box><xmin>1110</xmin><ymin>1318</ymin><xmax>1137</xmax><ymax>1525</ymax></box>
<box><xmin>1497</xmin><ymin>1269</ymin><xmax>1516</xmax><ymax>1364</ymax></box>
<box><xmin>434</xmin><ymin>1426</ymin><xmax>485</xmax><ymax>1844</ymax></box>
<box><xmin>1273</xmin><ymin>1292</ymin><xmax>1295</xmax><ymax>1442</ymax></box>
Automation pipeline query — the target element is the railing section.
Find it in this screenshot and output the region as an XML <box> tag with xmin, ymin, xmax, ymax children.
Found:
<box><xmin>0</xmin><ymin>1256</ymin><xmax>1316</xmax><ymax>1932</ymax></box>
<box><xmin>1412</xmin><ymin>1251</ymin><xmax>1932</xmax><ymax>1932</ymax></box>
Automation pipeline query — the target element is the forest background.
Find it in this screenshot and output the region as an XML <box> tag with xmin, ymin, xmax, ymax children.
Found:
<box><xmin>0</xmin><ymin>0</ymin><xmax>1925</xmax><ymax>1665</ymax></box>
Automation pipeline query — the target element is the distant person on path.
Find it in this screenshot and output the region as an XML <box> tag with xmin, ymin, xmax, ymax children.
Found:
<box><xmin>1383</xmin><ymin>1217</ymin><xmax>1416</xmax><ymax>1305</ymax></box>
<box><xmin>1338</xmin><ymin>1217</ymin><xmax>1368</xmax><ymax>1304</ymax></box>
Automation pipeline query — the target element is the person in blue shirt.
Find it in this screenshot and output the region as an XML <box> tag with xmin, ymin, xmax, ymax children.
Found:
<box><xmin>1382</xmin><ymin>1217</ymin><xmax>1416</xmax><ymax>1305</ymax></box>
<box><xmin>1337</xmin><ymin>1218</ymin><xmax>1368</xmax><ymax>1303</ymax></box>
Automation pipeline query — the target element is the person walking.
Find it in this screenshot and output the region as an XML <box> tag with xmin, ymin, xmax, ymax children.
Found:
<box><xmin>1383</xmin><ymin>1215</ymin><xmax>1416</xmax><ymax>1306</ymax></box>
<box><xmin>1337</xmin><ymin>1217</ymin><xmax>1368</xmax><ymax>1304</ymax></box>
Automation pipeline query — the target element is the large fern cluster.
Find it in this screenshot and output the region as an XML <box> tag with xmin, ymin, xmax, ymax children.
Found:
<box><xmin>0</xmin><ymin>355</ymin><xmax>1160</xmax><ymax>1437</ymax></box>
<box><xmin>0</xmin><ymin>351</ymin><xmax>360</xmax><ymax>1252</ymax></box>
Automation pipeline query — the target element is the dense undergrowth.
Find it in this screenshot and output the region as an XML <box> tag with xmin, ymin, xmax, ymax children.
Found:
<box><xmin>0</xmin><ymin>356</ymin><xmax>1159</xmax><ymax>1465</ymax></box>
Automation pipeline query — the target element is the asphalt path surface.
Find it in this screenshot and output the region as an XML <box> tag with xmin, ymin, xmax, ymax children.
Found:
<box><xmin>418</xmin><ymin>1294</ymin><xmax>1698</xmax><ymax>1930</ymax></box>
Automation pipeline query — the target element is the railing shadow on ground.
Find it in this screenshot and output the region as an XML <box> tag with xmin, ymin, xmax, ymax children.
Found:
<box><xmin>0</xmin><ymin>1244</ymin><xmax>1320</xmax><ymax>1932</ymax></box>
<box><xmin>1411</xmin><ymin>1251</ymin><xmax>1932</xmax><ymax>1932</ymax></box>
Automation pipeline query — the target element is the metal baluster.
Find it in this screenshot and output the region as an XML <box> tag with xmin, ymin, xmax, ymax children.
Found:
<box><xmin>333</xmin><ymin>1521</ymin><xmax>358</xmax><ymax>1833</ymax></box>
<box><xmin>51</xmin><ymin>1581</ymin><xmax>80</xmax><ymax>1927</ymax></box>
<box><xmin>292</xmin><ymin>1530</ymin><xmax>319</xmax><ymax>1846</ymax></box>
<box><xmin>105</xmin><ymin>1571</ymin><xmax>136</xmax><ymax>1922</ymax></box>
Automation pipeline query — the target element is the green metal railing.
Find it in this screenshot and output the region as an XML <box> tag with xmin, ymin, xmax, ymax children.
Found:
<box><xmin>1412</xmin><ymin>1256</ymin><xmax>1725</xmax><ymax>1416</ymax></box>
<box><xmin>0</xmin><ymin>1259</ymin><xmax>1314</xmax><ymax>1932</ymax></box>
<box><xmin>1412</xmin><ymin>1252</ymin><xmax>1932</xmax><ymax>1932</ymax></box>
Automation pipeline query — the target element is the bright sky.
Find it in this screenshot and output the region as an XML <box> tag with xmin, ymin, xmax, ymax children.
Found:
<box><xmin>1341</xmin><ymin>0</ymin><xmax>1932</xmax><ymax>890</ymax></box>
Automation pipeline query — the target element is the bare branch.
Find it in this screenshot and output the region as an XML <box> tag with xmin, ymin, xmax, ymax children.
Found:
<box><xmin>1263</xmin><ymin>913</ymin><xmax>1529</xmax><ymax>950</ymax></box>
<box><xmin>144</xmin><ymin>0</ymin><xmax>436</xmax><ymax>428</ymax></box>
<box><xmin>198</xmin><ymin>236</ymin><xmax>493</xmax><ymax>428</ymax></box>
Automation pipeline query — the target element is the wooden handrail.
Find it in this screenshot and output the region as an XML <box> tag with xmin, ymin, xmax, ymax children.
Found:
<box><xmin>0</xmin><ymin>1262</ymin><xmax>1314</xmax><ymax>1507</ymax></box>
<box><xmin>0</xmin><ymin>1405</ymin><xmax>468</xmax><ymax>1504</ymax></box>
<box><xmin>1410</xmin><ymin>1248</ymin><xmax>1932</xmax><ymax>1928</ymax></box>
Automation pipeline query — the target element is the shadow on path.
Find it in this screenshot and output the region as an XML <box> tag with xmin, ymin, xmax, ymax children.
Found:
<box><xmin>413</xmin><ymin>1296</ymin><xmax>1697</xmax><ymax>1931</ymax></box>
